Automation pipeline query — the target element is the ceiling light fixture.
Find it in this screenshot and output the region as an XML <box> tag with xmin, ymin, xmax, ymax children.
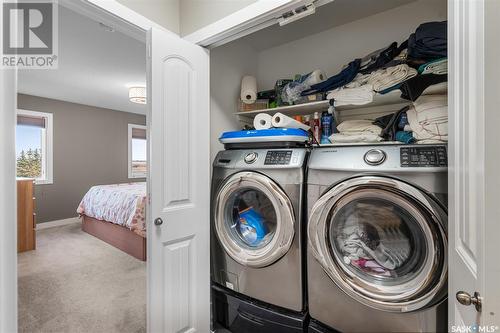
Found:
<box><xmin>129</xmin><ymin>86</ymin><xmax>147</xmax><ymax>104</ymax></box>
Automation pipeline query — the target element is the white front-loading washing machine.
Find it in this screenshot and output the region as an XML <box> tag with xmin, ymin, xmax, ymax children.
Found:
<box><xmin>306</xmin><ymin>144</ymin><xmax>448</xmax><ymax>333</ymax></box>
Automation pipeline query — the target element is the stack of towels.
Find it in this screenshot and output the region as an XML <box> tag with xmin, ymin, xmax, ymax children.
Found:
<box><xmin>329</xmin><ymin>120</ymin><xmax>383</xmax><ymax>143</ymax></box>
<box><xmin>327</xmin><ymin>64</ymin><xmax>418</xmax><ymax>106</ymax></box>
<box><xmin>407</xmin><ymin>94</ymin><xmax>448</xmax><ymax>143</ymax></box>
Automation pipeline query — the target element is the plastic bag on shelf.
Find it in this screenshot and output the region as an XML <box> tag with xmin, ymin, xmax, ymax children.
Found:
<box><xmin>281</xmin><ymin>70</ymin><xmax>326</xmax><ymax>104</ymax></box>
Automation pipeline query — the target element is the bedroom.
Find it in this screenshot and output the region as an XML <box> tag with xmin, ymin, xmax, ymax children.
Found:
<box><xmin>15</xmin><ymin>5</ymin><xmax>148</xmax><ymax>332</ymax></box>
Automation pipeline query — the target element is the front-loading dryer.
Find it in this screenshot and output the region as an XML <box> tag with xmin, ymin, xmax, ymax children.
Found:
<box><xmin>307</xmin><ymin>144</ymin><xmax>448</xmax><ymax>333</ymax></box>
<box><xmin>211</xmin><ymin>148</ymin><xmax>308</xmax><ymax>327</ymax></box>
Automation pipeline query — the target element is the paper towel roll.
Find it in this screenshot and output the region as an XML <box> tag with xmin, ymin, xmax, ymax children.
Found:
<box><xmin>241</xmin><ymin>76</ymin><xmax>257</xmax><ymax>104</ymax></box>
<box><xmin>272</xmin><ymin>113</ymin><xmax>310</xmax><ymax>131</ymax></box>
<box><xmin>253</xmin><ymin>113</ymin><xmax>273</xmax><ymax>130</ymax></box>
<box><xmin>304</xmin><ymin>69</ymin><xmax>327</xmax><ymax>86</ymax></box>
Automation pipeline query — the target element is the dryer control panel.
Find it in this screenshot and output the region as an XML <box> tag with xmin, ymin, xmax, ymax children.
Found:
<box><xmin>264</xmin><ymin>150</ymin><xmax>293</xmax><ymax>165</ymax></box>
<box><xmin>400</xmin><ymin>146</ymin><xmax>447</xmax><ymax>167</ymax></box>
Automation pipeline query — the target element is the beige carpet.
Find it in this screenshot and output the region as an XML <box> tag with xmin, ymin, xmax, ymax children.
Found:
<box><xmin>18</xmin><ymin>223</ymin><xmax>146</xmax><ymax>333</ymax></box>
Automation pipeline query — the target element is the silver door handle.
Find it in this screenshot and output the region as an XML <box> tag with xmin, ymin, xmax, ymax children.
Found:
<box><xmin>154</xmin><ymin>217</ymin><xmax>163</xmax><ymax>226</ymax></box>
<box><xmin>456</xmin><ymin>291</ymin><xmax>482</xmax><ymax>312</ymax></box>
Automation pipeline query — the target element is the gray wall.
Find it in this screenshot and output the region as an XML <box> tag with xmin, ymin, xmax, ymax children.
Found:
<box><xmin>210</xmin><ymin>41</ymin><xmax>257</xmax><ymax>161</ymax></box>
<box><xmin>18</xmin><ymin>94</ymin><xmax>147</xmax><ymax>223</ymax></box>
<box><xmin>116</xmin><ymin>0</ymin><xmax>180</xmax><ymax>34</ymax></box>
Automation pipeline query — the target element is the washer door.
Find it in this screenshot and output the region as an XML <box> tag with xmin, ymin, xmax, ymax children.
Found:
<box><xmin>214</xmin><ymin>171</ymin><xmax>295</xmax><ymax>268</ymax></box>
<box><xmin>308</xmin><ymin>176</ymin><xmax>447</xmax><ymax>312</ymax></box>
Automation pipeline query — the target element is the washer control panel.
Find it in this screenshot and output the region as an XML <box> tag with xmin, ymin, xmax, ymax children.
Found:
<box><xmin>264</xmin><ymin>150</ymin><xmax>293</xmax><ymax>165</ymax></box>
<box><xmin>400</xmin><ymin>146</ymin><xmax>447</xmax><ymax>167</ymax></box>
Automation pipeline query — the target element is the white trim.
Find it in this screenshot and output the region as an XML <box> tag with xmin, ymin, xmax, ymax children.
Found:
<box><xmin>37</xmin><ymin>217</ymin><xmax>81</xmax><ymax>230</ymax></box>
<box><xmin>16</xmin><ymin>109</ymin><xmax>54</xmax><ymax>185</ymax></box>
<box><xmin>183</xmin><ymin>0</ymin><xmax>333</xmax><ymax>48</ymax></box>
<box><xmin>128</xmin><ymin>124</ymin><xmax>147</xmax><ymax>179</ymax></box>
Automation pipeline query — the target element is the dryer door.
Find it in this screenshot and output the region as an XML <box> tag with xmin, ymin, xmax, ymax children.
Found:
<box><xmin>214</xmin><ymin>171</ymin><xmax>295</xmax><ymax>268</ymax></box>
<box><xmin>308</xmin><ymin>176</ymin><xmax>447</xmax><ymax>313</ymax></box>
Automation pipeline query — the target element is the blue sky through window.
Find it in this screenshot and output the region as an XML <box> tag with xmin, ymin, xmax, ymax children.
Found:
<box><xmin>16</xmin><ymin>125</ymin><xmax>42</xmax><ymax>157</ymax></box>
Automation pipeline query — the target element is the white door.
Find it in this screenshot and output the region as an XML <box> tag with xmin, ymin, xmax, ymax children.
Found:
<box><xmin>449</xmin><ymin>0</ymin><xmax>500</xmax><ymax>330</ymax></box>
<box><xmin>148</xmin><ymin>27</ymin><xmax>210</xmax><ymax>333</ymax></box>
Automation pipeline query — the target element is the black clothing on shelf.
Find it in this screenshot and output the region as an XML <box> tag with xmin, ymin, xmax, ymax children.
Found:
<box><xmin>400</xmin><ymin>73</ymin><xmax>447</xmax><ymax>101</ymax></box>
<box><xmin>373</xmin><ymin>105</ymin><xmax>410</xmax><ymax>141</ymax></box>
<box><xmin>408</xmin><ymin>21</ymin><xmax>447</xmax><ymax>59</ymax></box>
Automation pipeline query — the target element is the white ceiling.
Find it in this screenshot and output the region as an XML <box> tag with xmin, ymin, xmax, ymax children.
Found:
<box><xmin>18</xmin><ymin>6</ymin><xmax>147</xmax><ymax>115</ymax></box>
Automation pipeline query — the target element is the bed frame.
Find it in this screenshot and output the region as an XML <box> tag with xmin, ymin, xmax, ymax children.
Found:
<box><xmin>81</xmin><ymin>215</ymin><xmax>146</xmax><ymax>261</ymax></box>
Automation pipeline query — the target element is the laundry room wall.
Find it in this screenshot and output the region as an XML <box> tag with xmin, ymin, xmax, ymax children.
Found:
<box><xmin>256</xmin><ymin>0</ymin><xmax>447</xmax><ymax>90</ymax></box>
<box><xmin>210</xmin><ymin>42</ymin><xmax>258</xmax><ymax>160</ymax></box>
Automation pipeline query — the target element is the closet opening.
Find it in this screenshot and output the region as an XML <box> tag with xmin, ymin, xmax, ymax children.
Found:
<box><xmin>209</xmin><ymin>0</ymin><xmax>449</xmax><ymax>331</ymax></box>
<box><xmin>209</xmin><ymin>0</ymin><xmax>448</xmax><ymax>158</ymax></box>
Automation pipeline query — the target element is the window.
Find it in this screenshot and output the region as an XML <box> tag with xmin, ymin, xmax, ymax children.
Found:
<box><xmin>16</xmin><ymin>110</ymin><xmax>53</xmax><ymax>184</ymax></box>
<box><xmin>128</xmin><ymin>124</ymin><xmax>147</xmax><ymax>178</ymax></box>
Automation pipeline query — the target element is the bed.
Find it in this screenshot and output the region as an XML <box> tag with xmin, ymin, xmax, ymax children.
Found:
<box><xmin>77</xmin><ymin>182</ymin><xmax>147</xmax><ymax>261</ymax></box>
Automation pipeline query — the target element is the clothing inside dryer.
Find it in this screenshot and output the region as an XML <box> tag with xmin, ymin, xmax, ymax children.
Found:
<box><xmin>328</xmin><ymin>197</ymin><xmax>428</xmax><ymax>284</ymax></box>
<box><xmin>224</xmin><ymin>187</ymin><xmax>277</xmax><ymax>249</ymax></box>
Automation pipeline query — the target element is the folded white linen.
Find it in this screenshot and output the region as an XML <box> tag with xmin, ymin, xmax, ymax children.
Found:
<box><xmin>356</xmin><ymin>64</ymin><xmax>418</xmax><ymax>92</ymax></box>
<box><xmin>407</xmin><ymin>94</ymin><xmax>448</xmax><ymax>141</ymax></box>
<box><xmin>329</xmin><ymin>133</ymin><xmax>383</xmax><ymax>143</ymax></box>
<box><xmin>421</xmin><ymin>82</ymin><xmax>448</xmax><ymax>96</ymax></box>
<box><xmin>327</xmin><ymin>84</ymin><xmax>375</xmax><ymax>106</ymax></box>
<box><xmin>336</xmin><ymin>120</ymin><xmax>382</xmax><ymax>135</ymax></box>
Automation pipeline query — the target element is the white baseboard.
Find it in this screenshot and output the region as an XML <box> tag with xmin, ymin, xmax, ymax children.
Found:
<box><xmin>37</xmin><ymin>217</ymin><xmax>81</xmax><ymax>230</ymax></box>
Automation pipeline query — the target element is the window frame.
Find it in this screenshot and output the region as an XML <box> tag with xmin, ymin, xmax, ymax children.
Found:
<box><xmin>128</xmin><ymin>123</ymin><xmax>147</xmax><ymax>179</ymax></box>
<box><xmin>16</xmin><ymin>109</ymin><xmax>54</xmax><ymax>185</ymax></box>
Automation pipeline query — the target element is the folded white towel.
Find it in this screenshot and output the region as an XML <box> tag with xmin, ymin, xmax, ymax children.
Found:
<box><xmin>407</xmin><ymin>94</ymin><xmax>448</xmax><ymax>141</ymax></box>
<box><xmin>356</xmin><ymin>64</ymin><xmax>418</xmax><ymax>92</ymax></box>
<box><xmin>329</xmin><ymin>133</ymin><xmax>383</xmax><ymax>143</ymax></box>
<box><xmin>421</xmin><ymin>82</ymin><xmax>448</xmax><ymax>96</ymax></box>
<box><xmin>336</xmin><ymin>120</ymin><xmax>382</xmax><ymax>135</ymax></box>
<box><xmin>327</xmin><ymin>84</ymin><xmax>375</xmax><ymax>106</ymax></box>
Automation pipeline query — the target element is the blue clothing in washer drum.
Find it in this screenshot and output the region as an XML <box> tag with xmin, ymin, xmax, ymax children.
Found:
<box><xmin>238</xmin><ymin>207</ymin><xmax>267</xmax><ymax>247</ymax></box>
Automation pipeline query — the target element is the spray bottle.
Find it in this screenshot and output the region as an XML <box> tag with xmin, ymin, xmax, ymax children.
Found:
<box><xmin>312</xmin><ymin>112</ymin><xmax>321</xmax><ymax>143</ymax></box>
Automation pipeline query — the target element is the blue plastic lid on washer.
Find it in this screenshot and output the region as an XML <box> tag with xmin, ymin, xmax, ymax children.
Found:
<box><xmin>219</xmin><ymin>128</ymin><xmax>308</xmax><ymax>140</ymax></box>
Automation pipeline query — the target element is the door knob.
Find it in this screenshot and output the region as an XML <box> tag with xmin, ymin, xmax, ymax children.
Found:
<box><xmin>154</xmin><ymin>217</ymin><xmax>163</xmax><ymax>226</ymax></box>
<box><xmin>456</xmin><ymin>291</ymin><xmax>482</xmax><ymax>312</ymax></box>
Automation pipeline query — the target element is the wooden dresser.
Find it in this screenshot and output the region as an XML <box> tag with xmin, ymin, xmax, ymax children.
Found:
<box><xmin>17</xmin><ymin>179</ymin><xmax>36</xmax><ymax>252</ymax></box>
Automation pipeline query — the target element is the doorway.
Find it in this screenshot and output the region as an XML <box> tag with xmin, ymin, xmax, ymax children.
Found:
<box><xmin>15</xmin><ymin>4</ymin><xmax>149</xmax><ymax>332</ymax></box>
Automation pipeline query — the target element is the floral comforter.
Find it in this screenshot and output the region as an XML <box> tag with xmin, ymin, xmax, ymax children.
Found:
<box><xmin>77</xmin><ymin>182</ymin><xmax>147</xmax><ymax>237</ymax></box>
